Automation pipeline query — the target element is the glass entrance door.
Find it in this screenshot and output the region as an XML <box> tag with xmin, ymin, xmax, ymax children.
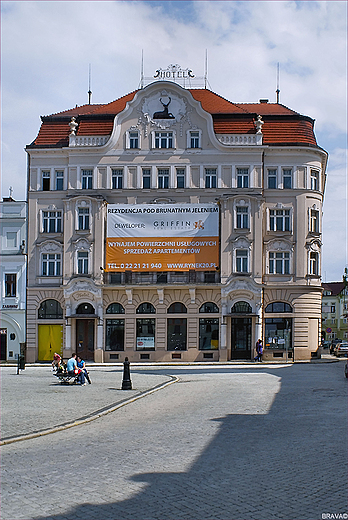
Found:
<box><xmin>231</xmin><ymin>318</ymin><xmax>252</xmax><ymax>359</ymax></box>
<box><xmin>76</xmin><ymin>319</ymin><xmax>95</xmax><ymax>360</ymax></box>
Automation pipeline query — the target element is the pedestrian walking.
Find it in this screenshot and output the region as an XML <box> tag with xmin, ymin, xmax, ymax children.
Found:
<box><xmin>254</xmin><ymin>339</ymin><xmax>263</xmax><ymax>362</ymax></box>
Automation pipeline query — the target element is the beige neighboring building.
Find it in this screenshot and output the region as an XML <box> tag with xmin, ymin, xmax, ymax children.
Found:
<box><xmin>25</xmin><ymin>76</ymin><xmax>327</xmax><ymax>363</ymax></box>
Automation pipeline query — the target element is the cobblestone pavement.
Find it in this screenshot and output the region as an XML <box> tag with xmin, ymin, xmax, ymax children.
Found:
<box><xmin>1</xmin><ymin>361</ymin><xmax>347</xmax><ymax>520</ymax></box>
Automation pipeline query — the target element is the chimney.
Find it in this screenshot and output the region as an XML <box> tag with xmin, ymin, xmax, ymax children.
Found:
<box><xmin>259</xmin><ymin>99</ymin><xmax>269</xmax><ymax>104</ymax></box>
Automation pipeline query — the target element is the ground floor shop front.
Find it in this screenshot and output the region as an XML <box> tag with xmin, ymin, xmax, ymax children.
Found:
<box><xmin>26</xmin><ymin>278</ymin><xmax>322</xmax><ymax>363</ymax></box>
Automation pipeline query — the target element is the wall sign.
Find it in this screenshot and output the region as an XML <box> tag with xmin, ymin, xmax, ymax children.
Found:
<box><xmin>106</xmin><ymin>203</ymin><xmax>219</xmax><ymax>272</ymax></box>
<box><xmin>154</xmin><ymin>64</ymin><xmax>195</xmax><ymax>80</ymax></box>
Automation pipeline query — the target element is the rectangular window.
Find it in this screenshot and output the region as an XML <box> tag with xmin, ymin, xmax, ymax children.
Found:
<box><xmin>283</xmin><ymin>169</ymin><xmax>292</xmax><ymax>189</ymax></box>
<box><xmin>268</xmin><ymin>169</ymin><xmax>277</xmax><ymax>189</ymax></box>
<box><xmin>55</xmin><ymin>170</ymin><xmax>64</xmax><ymax>191</ymax></box>
<box><xmin>237</xmin><ymin>168</ymin><xmax>249</xmax><ymax>188</ymax></box>
<box><xmin>269</xmin><ymin>209</ymin><xmax>290</xmax><ymax>231</ymax></box>
<box><xmin>309</xmin><ymin>252</ymin><xmax>319</xmax><ymax>275</ymax></box>
<box><xmin>42</xmin><ymin>253</ymin><xmax>61</xmax><ymax>276</ymax></box>
<box><xmin>190</xmin><ymin>131</ymin><xmax>200</xmax><ymax>148</ymax></box>
<box><xmin>129</xmin><ymin>132</ymin><xmax>139</xmax><ymax>149</ymax></box>
<box><xmin>136</xmin><ymin>318</ymin><xmax>155</xmax><ymax>350</ymax></box>
<box><xmin>176</xmin><ymin>168</ymin><xmax>185</xmax><ymax>188</ymax></box>
<box><xmin>158</xmin><ymin>169</ymin><xmax>169</xmax><ymax>189</ymax></box>
<box><xmin>205</xmin><ymin>168</ymin><xmax>217</xmax><ymax>189</ymax></box>
<box><xmin>155</xmin><ymin>132</ymin><xmax>173</xmax><ymax>149</ymax></box>
<box><xmin>310</xmin><ymin>170</ymin><xmax>319</xmax><ymax>191</ymax></box>
<box><xmin>167</xmin><ymin>318</ymin><xmax>187</xmax><ymax>351</ymax></box>
<box><xmin>236</xmin><ymin>249</ymin><xmax>248</xmax><ymax>273</ymax></box>
<box><xmin>142</xmin><ymin>169</ymin><xmax>151</xmax><ymax>189</ymax></box>
<box><xmin>112</xmin><ymin>169</ymin><xmax>123</xmax><ymax>190</ymax></box>
<box><xmin>236</xmin><ymin>206</ymin><xmax>249</xmax><ymax>229</ymax></box>
<box><xmin>6</xmin><ymin>232</ymin><xmax>17</xmax><ymax>248</ymax></box>
<box><xmin>42</xmin><ymin>211</ymin><xmax>62</xmax><ymax>233</ymax></box>
<box><xmin>269</xmin><ymin>252</ymin><xmax>290</xmax><ymax>274</ymax></box>
<box><xmin>42</xmin><ymin>171</ymin><xmax>50</xmax><ymax>191</ymax></box>
<box><xmin>105</xmin><ymin>319</ymin><xmax>125</xmax><ymax>351</ymax></box>
<box><xmin>78</xmin><ymin>208</ymin><xmax>90</xmax><ymax>230</ymax></box>
<box><xmin>199</xmin><ymin>318</ymin><xmax>219</xmax><ymax>350</ymax></box>
<box><xmin>5</xmin><ymin>274</ymin><xmax>16</xmax><ymax>297</ymax></box>
<box><xmin>77</xmin><ymin>251</ymin><xmax>89</xmax><ymax>274</ymax></box>
<box><xmin>82</xmin><ymin>169</ymin><xmax>93</xmax><ymax>189</ymax></box>
<box><xmin>310</xmin><ymin>209</ymin><xmax>319</xmax><ymax>233</ymax></box>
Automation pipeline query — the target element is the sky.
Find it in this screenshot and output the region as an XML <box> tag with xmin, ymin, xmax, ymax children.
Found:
<box><xmin>1</xmin><ymin>0</ymin><xmax>347</xmax><ymax>281</ymax></box>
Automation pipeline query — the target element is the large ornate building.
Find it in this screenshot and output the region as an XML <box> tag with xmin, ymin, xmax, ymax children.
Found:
<box><xmin>25</xmin><ymin>77</ymin><xmax>327</xmax><ymax>363</ymax></box>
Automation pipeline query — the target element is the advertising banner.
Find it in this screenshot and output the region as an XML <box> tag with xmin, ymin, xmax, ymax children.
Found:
<box><xmin>106</xmin><ymin>203</ymin><xmax>219</xmax><ymax>272</ymax></box>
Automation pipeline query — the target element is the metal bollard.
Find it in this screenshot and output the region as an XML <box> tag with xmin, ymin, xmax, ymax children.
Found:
<box><xmin>121</xmin><ymin>357</ymin><xmax>132</xmax><ymax>390</ymax></box>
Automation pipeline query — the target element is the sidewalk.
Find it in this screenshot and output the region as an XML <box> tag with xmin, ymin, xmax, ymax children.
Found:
<box><xmin>0</xmin><ymin>365</ymin><xmax>175</xmax><ymax>444</ymax></box>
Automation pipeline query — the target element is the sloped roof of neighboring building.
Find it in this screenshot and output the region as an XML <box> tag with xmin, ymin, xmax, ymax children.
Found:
<box><xmin>27</xmin><ymin>87</ymin><xmax>318</xmax><ymax>148</ymax></box>
<box><xmin>322</xmin><ymin>282</ymin><xmax>346</xmax><ymax>295</ymax></box>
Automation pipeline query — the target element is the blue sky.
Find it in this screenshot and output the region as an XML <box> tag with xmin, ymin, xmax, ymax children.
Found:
<box><xmin>1</xmin><ymin>0</ymin><xmax>347</xmax><ymax>281</ymax></box>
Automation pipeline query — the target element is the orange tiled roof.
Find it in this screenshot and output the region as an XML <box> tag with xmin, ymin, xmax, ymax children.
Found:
<box><xmin>27</xmin><ymin>88</ymin><xmax>318</xmax><ymax>148</ymax></box>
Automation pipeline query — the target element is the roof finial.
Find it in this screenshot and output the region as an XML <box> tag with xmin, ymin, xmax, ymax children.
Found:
<box><xmin>276</xmin><ymin>62</ymin><xmax>280</xmax><ymax>104</ymax></box>
<box><xmin>9</xmin><ymin>186</ymin><xmax>13</xmax><ymax>198</ymax></box>
<box><xmin>88</xmin><ymin>63</ymin><xmax>92</xmax><ymax>105</ymax></box>
<box><xmin>204</xmin><ymin>49</ymin><xmax>208</xmax><ymax>89</ymax></box>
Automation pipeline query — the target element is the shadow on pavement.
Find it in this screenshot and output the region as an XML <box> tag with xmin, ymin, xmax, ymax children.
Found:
<box><xmin>34</xmin><ymin>363</ymin><xmax>347</xmax><ymax>520</ymax></box>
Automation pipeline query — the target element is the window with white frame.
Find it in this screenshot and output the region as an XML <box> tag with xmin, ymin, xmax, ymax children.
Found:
<box><xmin>5</xmin><ymin>274</ymin><xmax>16</xmax><ymax>297</ymax></box>
<box><xmin>155</xmin><ymin>131</ymin><xmax>173</xmax><ymax>149</ymax></box>
<box><xmin>236</xmin><ymin>206</ymin><xmax>249</xmax><ymax>229</ymax></box>
<box><xmin>189</xmin><ymin>131</ymin><xmax>200</xmax><ymax>148</ymax></box>
<box><xmin>236</xmin><ymin>249</ymin><xmax>249</xmax><ymax>273</ymax></box>
<box><xmin>267</xmin><ymin>169</ymin><xmax>277</xmax><ymax>189</ymax></box>
<box><xmin>205</xmin><ymin>168</ymin><xmax>217</xmax><ymax>189</ymax></box>
<box><xmin>55</xmin><ymin>170</ymin><xmax>64</xmax><ymax>191</ymax></box>
<box><xmin>310</xmin><ymin>169</ymin><xmax>319</xmax><ymax>191</ymax></box>
<box><xmin>269</xmin><ymin>209</ymin><xmax>291</xmax><ymax>232</ymax></box>
<box><xmin>78</xmin><ymin>208</ymin><xmax>90</xmax><ymax>230</ymax></box>
<box><xmin>309</xmin><ymin>251</ymin><xmax>319</xmax><ymax>275</ymax></box>
<box><xmin>42</xmin><ymin>253</ymin><xmax>61</xmax><ymax>276</ymax></box>
<box><xmin>77</xmin><ymin>251</ymin><xmax>89</xmax><ymax>274</ymax></box>
<box><xmin>129</xmin><ymin>131</ymin><xmax>139</xmax><ymax>149</ymax></box>
<box><xmin>158</xmin><ymin>169</ymin><xmax>169</xmax><ymax>189</ymax></box>
<box><xmin>269</xmin><ymin>252</ymin><xmax>290</xmax><ymax>274</ymax></box>
<box><xmin>176</xmin><ymin>168</ymin><xmax>185</xmax><ymax>188</ymax></box>
<box><xmin>42</xmin><ymin>211</ymin><xmax>62</xmax><ymax>233</ymax></box>
<box><xmin>237</xmin><ymin>168</ymin><xmax>249</xmax><ymax>188</ymax></box>
<box><xmin>112</xmin><ymin>169</ymin><xmax>123</xmax><ymax>189</ymax></box>
<box><xmin>142</xmin><ymin>168</ymin><xmax>151</xmax><ymax>189</ymax></box>
<box><xmin>283</xmin><ymin>169</ymin><xmax>292</xmax><ymax>189</ymax></box>
<box><xmin>42</xmin><ymin>170</ymin><xmax>51</xmax><ymax>191</ymax></box>
<box><xmin>310</xmin><ymin>209</ymin><xmax>319</xmax><ymax>233</ymax></box>
<box><xmin>81</xmin><ymin>169</ymin><xmax>93</xmax><ymax>189</ymax></box>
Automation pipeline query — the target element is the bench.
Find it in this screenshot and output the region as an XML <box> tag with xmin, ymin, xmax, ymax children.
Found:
<box><xmin>54</xmin><ymin>371</ymin><xmax>79</xmax><ymax>385</ymax></box>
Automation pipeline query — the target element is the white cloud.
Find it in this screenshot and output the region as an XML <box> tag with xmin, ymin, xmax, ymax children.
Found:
<box><xmin>1</xmin><ymin>0</ymin><xmax>347</xmax><ymax>280</ymax></box>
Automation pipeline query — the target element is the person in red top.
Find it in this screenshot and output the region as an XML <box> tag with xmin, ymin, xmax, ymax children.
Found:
<box><xmin>51</xmin><ymin>352</ymin><xmax>61</xmax><ymax>371</ymax></box>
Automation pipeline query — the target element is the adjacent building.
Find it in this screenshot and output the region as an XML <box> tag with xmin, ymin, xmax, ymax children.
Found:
<box><xmin>0</xmin><ymin>197</ymin><xmax>27</xmax><ymax>361</ymax></box>
<box><xmin>322</xmin><ymin>281</ymin><xmax>348</xmax><ymax>342</ymax></box>
<box><xmin>25</xmin><ymin>76</ymin><xmax>327</xmax><ymax>363</ymax></box>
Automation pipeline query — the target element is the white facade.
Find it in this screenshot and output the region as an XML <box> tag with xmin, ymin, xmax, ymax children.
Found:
<box><xmin>25</xmin><ymin>81</ymin><xmax>327</xmax><ymax>362</ymax></box>
<box><xmin>0</xmin><ymin>199</ymin><xmax>27</xmax><ymax>361</ymax></box>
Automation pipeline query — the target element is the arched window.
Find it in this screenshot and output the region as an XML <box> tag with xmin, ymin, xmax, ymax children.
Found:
<box><xmin>76</xmin><ymin>302</ymin><xmax>95</xmax><ymax>314</ymax></box>
<box><xmin>199</xmin><ymin>302</ymin><xmax>219</xmax><ymax>313</ymax></box>
<box><xmin>136</xmin><ymin>302</ymin><xmax>156</xmax><ymax>314</ymax></box>
<box><xmin>231</xmin><ymin>301</ymin><xmax>252</xmax><ymax>314</ymax></box>
<box><xmin>265</xmin><ymin>302</ymin><xmax>292</xmax><ymax>313</ymax></box>
<box><xmin>106</xmin><ymin>303</ymin><xmax>125</xmax><ymax>314</ymax></box>
<box><xmin>38</xmin><ymin>299</ymin><xmax>63</xmax><ymax>319</ymax></box>
<box><xmin>167</xmin><ymin>302</ymin><xmax>187</xmax><ymax>313</ymax></box>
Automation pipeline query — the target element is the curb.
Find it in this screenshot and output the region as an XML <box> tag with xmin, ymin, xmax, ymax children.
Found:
<box><xmin>0</xmin><ymin>375</ymin><xmax>179</xmax><ymax>446</ymax></box>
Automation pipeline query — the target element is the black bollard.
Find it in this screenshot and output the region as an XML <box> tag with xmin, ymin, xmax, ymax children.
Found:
<box><xmin>121</xmin><ymin>357</ymin><xmax>132</xmax><ymax>390</ymax></box>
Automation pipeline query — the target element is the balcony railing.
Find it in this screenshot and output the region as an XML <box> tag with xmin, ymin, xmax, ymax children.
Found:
<box><xmin>216</xmin><ymin>134</ymin><xmax>262</xmax><ymax>146</ymax></box>
<box><xmin>69</xmin><ymin>135</ymin><xmax>109</xmax><ymax>147</ymax></box>
<box><xmin>105</xmin><ymin>271</ymin><xmax>220</xmax><ymax>285</ymax></box>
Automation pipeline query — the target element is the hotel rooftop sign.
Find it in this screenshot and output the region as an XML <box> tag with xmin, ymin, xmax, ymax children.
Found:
<box><xmin>142</xmin><ymin>63</ymin><xmax>205</xmax><ymax>88</ymax></box>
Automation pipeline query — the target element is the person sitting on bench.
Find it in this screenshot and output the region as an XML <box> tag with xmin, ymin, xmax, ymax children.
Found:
<box><xmin>77</xmin><ymin>356</ymin><xmax>91</xmax><ymax>384</ymax></box>
<box><xmin>67</xmin><ymin>353</ymin><xmax>86</xmax><ymax>385</ymax></box>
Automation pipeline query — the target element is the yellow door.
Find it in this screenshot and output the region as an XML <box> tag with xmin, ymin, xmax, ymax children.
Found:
<box><xmin>38</xmin><ymin>325</ymin><xmax>63</xmax><ymax>361</ymax></box>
